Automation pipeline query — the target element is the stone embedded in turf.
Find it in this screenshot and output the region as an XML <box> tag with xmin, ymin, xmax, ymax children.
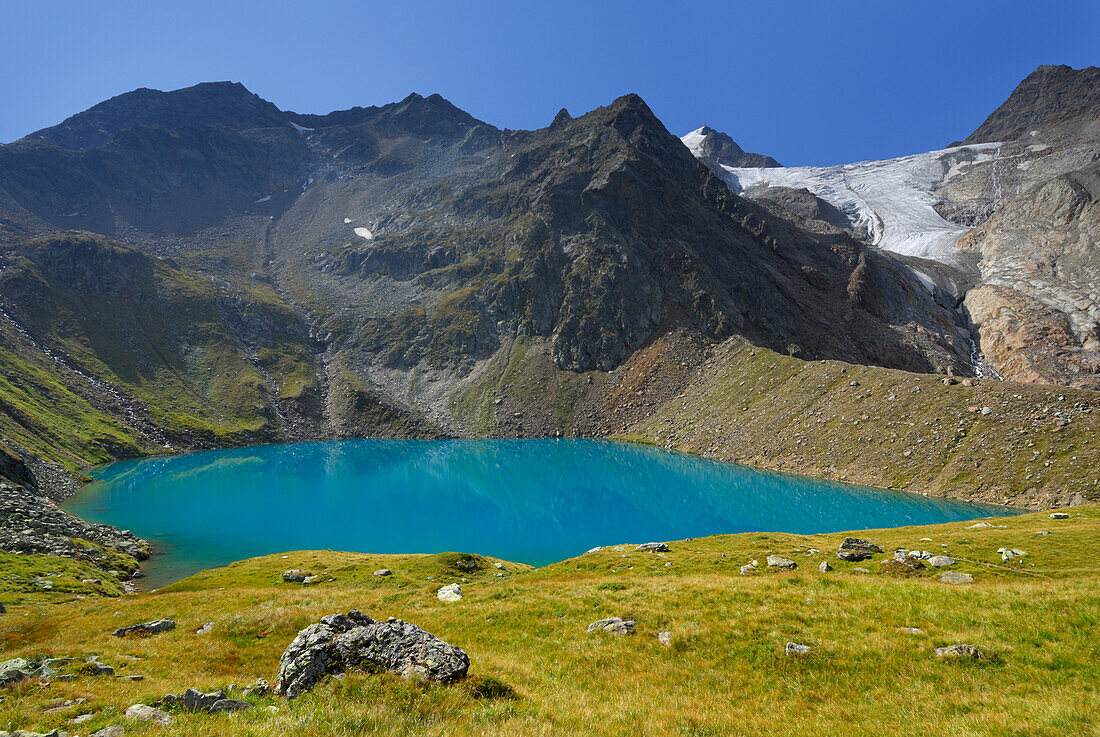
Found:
<box><xmin>939</xmin><ymin>571</ymin><xmax>974</xmax><ymax>584</ymax></box>
<box><xmin>785</xmin><ymin>642</ymin><xmax>811</xmax><ymax>655</ymax></box>
<box><xmin>837</xmin><ymin>549</ymin><xmax>873</xmax><ymax>562</ymax></box>
<box><xmin>934</xmin><ymin>644</ymin><xmax>986</xmax><ymax>660</ymax></box>
<box><xmin>274</xmin><ymin>610</ymin><xmax>469</xmax><ymax>699</ymax></box>
<box><xmin>112</xmin><ymin>618</ymin><xmax>176</xmax><ymax>638</ymax></box>
<box><xmin>766</xmin><ymin>555</ymin><xmax>797</xmax><ymax>569</ymax></box>
<box><xmin>587</xmin><ymin>617</ymin><xmax>636</xmax><ymax>635</ymax></box>
<box><xmin>437</xmin><ymin>583</ymin><xmax>463</xmax><ymax>601</ymax></box>
<box><xmin>637</xmin><ymin>542</ymin><xmax>669</xmax><ymax>552</ymax></box>
<box><xmin>125</xmin><ymin>703</ymin><xmax>173</xmax><ymax>724</ymax></box>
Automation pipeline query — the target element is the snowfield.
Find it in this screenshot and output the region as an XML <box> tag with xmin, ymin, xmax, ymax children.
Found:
<box><xmin>353</xmin><ymin>226</ymin><xmax>373</xmax><ymax>240</ymax></box>
<box><xmin>684</xmin><ymin>134</ymin><xmax>1003</xmax><ymax>263</ymax></box>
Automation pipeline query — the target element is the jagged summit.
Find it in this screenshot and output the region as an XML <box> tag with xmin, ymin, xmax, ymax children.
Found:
<box><xmin>681</xmin><ymin>125</ymin><xmax>780</xmax><ymax>168</ymax></box>
<box><xmin>959</xmin><ymin>64</ymin><xmax>1100</xmax><ymax>145</ymax></box>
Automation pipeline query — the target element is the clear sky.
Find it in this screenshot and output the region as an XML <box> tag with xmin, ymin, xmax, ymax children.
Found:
<box><xmin>2</xmin><ymin>0</ymin><xmax>1096</xmax><ymax>165</ymax></box>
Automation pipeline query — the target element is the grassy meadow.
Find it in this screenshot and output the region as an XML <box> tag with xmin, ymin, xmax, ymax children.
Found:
<box><xmin>0</xmin><ymin>506</ymin><xmax>1097</xmax><ymax>736</ymax></box>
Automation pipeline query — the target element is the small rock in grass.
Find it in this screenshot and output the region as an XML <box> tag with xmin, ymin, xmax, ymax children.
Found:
<box><xmin>585</xmin><ymin>547</ymin><xmax>604</xmax><ymax>555</ymax></box>
<box><xmin>92</xmin><ymin>727</ymin><xmax>125</xmax><ymax>737</ymax></box>
<box><xmin>209</xmin><ymin>698</ymin><xmax>252</xmax><ymax>713</ymax></box>
<box><xmin>587</xmin><ymin>618</ymin><xmax>635</xmax><ymax>635</ymax></box>
<box><xmin>785</xmin><ymin>642</ymin><xmax>811</xmax><ymax>656</ymax></box>
<box><xmin>934</xmin><ymin>644</ymin><xmax>986</xmax><ymax>660</ymax></box>
<box><xmin>494</xmin><ymin>562</ymin><xmax>505</xmax><ymax>570</ymax></box>
<box><xmin>928</xmin><ymin>556</ymin><xmax>955</xmax><ymax>567</ymax></box>
<box><xmin>281</xmin><ymin>569</ymin><xmax>311</xmax><ymax>583</ymax></box>
<box><xmin>195</xmin><ymin>622</ymin><xmax>215</xmax><ymax>635</ymax></box>
<box><xmin>852</xmin><ymin>567</ymin><xmax>870</xmax><ymax>573</ymax></box>
<box><xmin>437</xmin><ymin>583</ymin><xmax>463</xmax><ymax>602</ymax></box>
<box><xmin>125</xmin><ymin>703</ymin><xmax>173</xmax><ymax>724</ymax></box>
<box><xmin>839</xmin><ymin>537</ymin><xmax>883</xmax><ymax>553</ymax></box>
<box><xmin>880</xmin><ymin>555</ymin><xmax>926</xmax><ymax>576</ymax></box>
<box><xmin>113</xmin><ymin>618</ymin><xmax>175</xmax><ymax>638</ymax></box>
<box><xmin>1049</xmin><ymin>512</ymin><xmax>1069</xmax><ymax>519</ymax></box>
<box><xmin>658</xmin><ymin>630</ymin><xmax>672</xmax><ymax>646</ymax></box>
<box><xmin>373</xmin><ymin>569</ymin><xmax>392</xmax><ymax>577</ymax></box>
<box><xmin>899</xmin><ymin>627</ymin><xmax>925</xmax><ymax>635</ymax></box>
<box><xmin>70</xmin><ymin>712</ymin><xmax>96</xmax><ymax>725</ymax></box>
<box><xmin>1035</xmin><ymin>531</ymin><xmax>1050</xmax><ymax>536</ymax></box>
<box><xmin>818</xmin><ymin>560</ymin><xmax>832</xmax><ymax>572</ymax></box>
<box><xmin>739</xmin><ymin>563</ymin><xmax>757</xmax><ymax>575</ymax></box>
<box><xmin>245</xmin><ymin>677</ymin><xmax>269</xmax><ymax>697</ymax></box>
<box><xmin>966</xmin><ymin>522</ymin><xmax>993</xmax><ymax>529</ymax></box>
<box><xmin>636</xmin><ymin>542</ymin><xmax>669</xmax><ymax>552</ymax></box>
<box><xmin>939</xmin><ymin>572</ymin><xmax>974</xmax><ymax>584</ymax></box>
<box><xmin>766</xmin><ymin>555</ymin><xmax>797</xmax><ymax>570</ymax></box>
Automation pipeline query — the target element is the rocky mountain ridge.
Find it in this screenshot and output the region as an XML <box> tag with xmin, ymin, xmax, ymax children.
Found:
<box><xmin>0</xmin><ymin>70</ymin><xmax>1097</xmax><ymax>513</ymax></box>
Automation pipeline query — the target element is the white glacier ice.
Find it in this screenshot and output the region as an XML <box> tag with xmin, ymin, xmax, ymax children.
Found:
<box><xmin>682</xmin><ymin>131</ymin><xmax>1003</xmax><ymax>263</ymax></box>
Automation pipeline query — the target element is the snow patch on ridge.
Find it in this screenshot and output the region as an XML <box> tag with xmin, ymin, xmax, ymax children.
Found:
<box><xmin>354</xmin><ymin>227</ymin><xmax>373</xmax><ymax>240</ymax></box>
<box><xmin>290</xmin><ymin>121</ymin><xmax>315</xmax><ymax>133</ymax></box>
<box><xmin>684</xmin><ymin>134</ymin><xmax>1003</xmax><ymax>263</ymax></box>
<box><xmin>680</xmin><ymin>127</ymin><xmax>708</xmax><ymax>157</ymax></box>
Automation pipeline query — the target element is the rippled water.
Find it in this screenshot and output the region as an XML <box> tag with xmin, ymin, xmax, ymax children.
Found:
<box><xmin>64</xmin><ymin>439</ymin><xmax>1015</xmax><ymax>586</ymax></box>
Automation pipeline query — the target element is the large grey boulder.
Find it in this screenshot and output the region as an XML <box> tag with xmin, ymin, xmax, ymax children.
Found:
<box><xmin>113</xmin><ymin>618</ymin><xmax>175</xmax><ymax>638</ymax></box>
<box><xmin>836</xmin><ymin>549</ymin><xmax>872</xmax><ymax>562</ymax></box>
<box><xmin>839</xmin><ymin>537</ymin><xmax>883</xmax><ymax>554</ymax></box>
<box><xmin>273</xmin><ymin>610</ymin><xmax>469</xmax><ymax>699</ymax></box>
<box><xmin>928</xmin><ymin>555</ymin><xmax>955</xmax><ymax>567</ymax></box>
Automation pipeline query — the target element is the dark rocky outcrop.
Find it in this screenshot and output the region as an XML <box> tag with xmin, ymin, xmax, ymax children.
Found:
<box><xmin>959</xmin><ymin>65</ymin><xmax>1100</xmax><ymax>145</ymax></box>
<box><xmin>273</xmin><ymin>610</ymin><xmax>469</xmax><ymax>699</ymax></box>
<box><xmin>113</xmin><ymin>618</ymin><xmax>176</xmax><ymax>638</ymax></box>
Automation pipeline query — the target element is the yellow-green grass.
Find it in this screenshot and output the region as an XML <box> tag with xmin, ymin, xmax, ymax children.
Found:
<box><xmin>621</xmin><ymin>338</ymin><xmax>1100</xmax><ymax>508</ymax></box>
<box><xmin>1</xmin><ymin>507</ymin><xmax>1097</xmax><ymax>736</ymax></box>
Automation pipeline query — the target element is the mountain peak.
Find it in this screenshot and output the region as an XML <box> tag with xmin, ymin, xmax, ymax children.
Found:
<box><xmin>24</xmin><ymin>80</ymin><xmax>289</xmax><ymax>150</ymax></box>
<box><xmin>680</xmin><ymin>126</ymin><xmax>780</xmax><ymax>168</ymax></box>
<box><xmin>960</xmin><ymin>64</ymin><xmax>1100</xmax><ymax>145</ymax></box>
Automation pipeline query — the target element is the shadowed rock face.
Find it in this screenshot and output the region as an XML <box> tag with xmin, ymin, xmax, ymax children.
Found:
<box><xmin>274</xmin><ymin>610</ymin><xmax>469</xmax><ymax>699</ymax></box>
<box><xmin>960</xmin><ymin>65</ymin><xmax>1100</xmax><ymax>145</ymax></box>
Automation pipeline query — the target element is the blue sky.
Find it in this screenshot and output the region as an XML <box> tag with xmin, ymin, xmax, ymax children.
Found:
<box><xmin>2</xmin><ymin>0</ymin><xmax>1096</xmax><ymax>165</ymax></box>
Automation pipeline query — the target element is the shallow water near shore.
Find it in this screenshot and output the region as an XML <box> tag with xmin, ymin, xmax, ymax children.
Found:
<box><xmin>64</xmin><ymin>438</ymin><xmax>1017</xmax><ymax>587</ymax></box>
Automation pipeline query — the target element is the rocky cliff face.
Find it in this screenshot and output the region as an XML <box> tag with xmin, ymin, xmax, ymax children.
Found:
<box><xmin>963</xmin><ymin>163</ymin><xmax>1100</xmax><ymax>389</ymax></box>
<box><xmin>959</xmin><ymin>65</ymin><xmax>1100</xmax><ymax>146</ymax></box>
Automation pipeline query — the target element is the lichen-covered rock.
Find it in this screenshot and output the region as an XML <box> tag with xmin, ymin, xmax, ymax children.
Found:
<box><xmin>934</xmin><ymin>644</ymin><xmax>987</xmax><ymax>660</ymax></box>
<box><xmin>158</xmin><ymin>687</ymin><xmax>226</xmax><ymax>712</ymax></box>
<box><xmin>124</xmin><ymin>703</ymin><xmax>173</xmax><ymax>724</ymax></box>
<box><xmin>113</xmin><ymin>618</ymin><xmax>175</xmax><ymax>637</ymax></box>
<box><xmin>587</xmin><ymin>617</ymin><xmax>636</xmax><ymax>635</ymax></box>
<box><xmin>766</xmin><ymin>555</ymin><xmax>797</xmax><ymax>570</ymax></box>
<box><xmin>940</xmin><ymin>571</ymin><xmax>975</xmax><ymax>584</ymax></box>
<box><xmin>273</xmin><ymin>610</ymin><xmax>469</xmax><ymax>699</ymax></box>
<box><xmin>436</xmin><ymin>583</ymin><xmax>462</xmax><ymax>602</ymax></box>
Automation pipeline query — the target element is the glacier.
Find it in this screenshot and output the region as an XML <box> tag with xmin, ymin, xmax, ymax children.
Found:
<box><xmin>684</xmin><ymin>134</ymin><xmax>1003</xmax><ymax>263</ymax></box>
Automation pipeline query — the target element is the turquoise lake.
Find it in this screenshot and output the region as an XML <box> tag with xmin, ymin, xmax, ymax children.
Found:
<box><xmin>64</xmin><ymin>439</ymin><xmax>1016</xmax><ymax>587</ymax></box>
